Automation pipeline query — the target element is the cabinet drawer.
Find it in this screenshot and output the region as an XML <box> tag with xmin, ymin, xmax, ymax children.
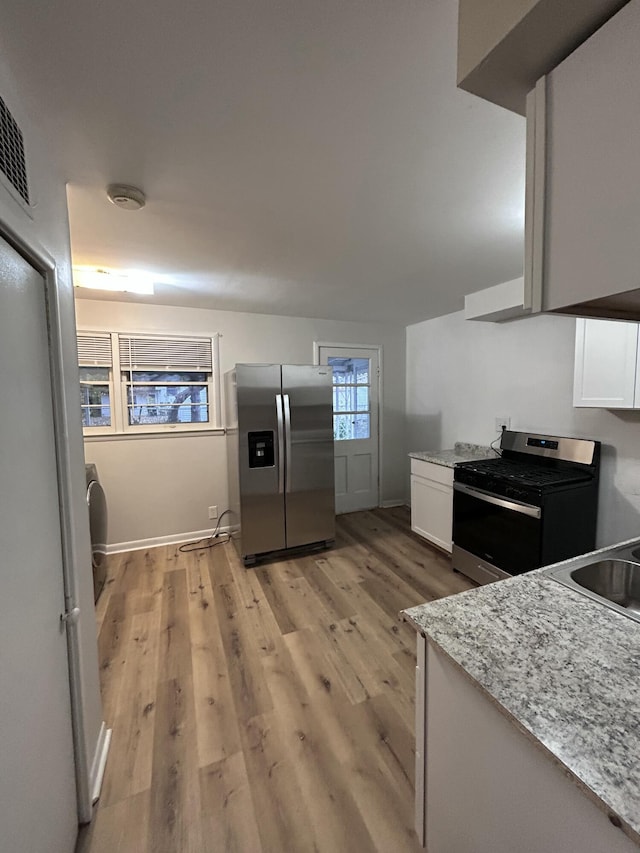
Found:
<box><xmin>411</xmin><ymin>458</ymin><xmax>454</xmax><ymax>487</ymax></box>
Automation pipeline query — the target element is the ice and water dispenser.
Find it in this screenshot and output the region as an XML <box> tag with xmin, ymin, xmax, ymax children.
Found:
<box><xmin>248</xmin><ymin>430</ymin><xmax>275</xmax><ymax>468</ymax></box>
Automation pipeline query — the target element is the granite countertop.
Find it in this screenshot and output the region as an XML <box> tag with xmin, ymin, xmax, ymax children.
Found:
<box><xmin>403</xmin><ymin>545</ymin><xmax>640</xmax><ymax>846</ymax></box>
<box><xmin>409</xmin><ymin>441</ymin><xmax>494</xmax><ymax>468</ymax></box>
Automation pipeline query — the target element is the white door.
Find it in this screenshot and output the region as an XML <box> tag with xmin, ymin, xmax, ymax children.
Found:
<box><xmin>318</xmin><ymin>345</ymin><xmax>380</xmax><ymax>514</ymax></box>
<box><xmin>0</xmin><ymin>237</ymin><xmax>78</xmax><ymax>851</ymax></box>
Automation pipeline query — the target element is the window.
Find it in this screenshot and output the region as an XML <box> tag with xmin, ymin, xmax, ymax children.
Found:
<box><xmin>327</xmin><ymin>356</ymin><xmax>371</xmax><ymax>440</ymax></box>
<box><xmin>77</xmin><ymin>331</ymin><xmax>219</xmax><ymax>435</ymax></box>
<box><xmin>119</xmin><ymin>335</ymin><xmax>214</xmax><ymax>431</ymax></box>
<box><xmin>78</xmin><ymin>333</ymin><xmax>114</xmax><ymax>432</ymax></box>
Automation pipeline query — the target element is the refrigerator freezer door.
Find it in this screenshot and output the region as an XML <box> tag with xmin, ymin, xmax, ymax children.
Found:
<box><xmin>236</xmin><ymin>364</ymin><xmax>286</xmax><ymax>557</ymax></box>
<box><xmin>281</xmin><ymin>364</ymin><xmax>335</xmax><ymax>548</ymax></box>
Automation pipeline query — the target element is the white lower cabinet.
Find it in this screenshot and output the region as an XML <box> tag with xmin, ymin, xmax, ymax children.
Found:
<box><xmin>414</xmin><ymin>634</ymin><xmax>427</xmax><ymax>846</ymax></box>
<box><xmin>410</xmin><ymin>459</ymin><xmax>453</xmax><ymax>553</ymax></box>
<box><xmin>415</xmin><ymin>639</ymin><xmax>638</xmax><ymax>853</ymax></box>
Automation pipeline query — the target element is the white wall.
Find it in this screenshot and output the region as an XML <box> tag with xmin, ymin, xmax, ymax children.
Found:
<box><xmin>407</xmin><ymin>309</ymin><xmax>640</xmax><ymax>547</ymax></box>
<box><xmin>0</xmin><ymin>55</ymin><xmax>103</xmax><ymax>819</ymax></box>
<box><xmin>76</xmin><ymin>298</ymin><xmax>406</xmax><ymax>547</ymax></box>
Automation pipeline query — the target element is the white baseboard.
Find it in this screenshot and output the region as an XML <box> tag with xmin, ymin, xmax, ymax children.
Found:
<box><xmin>381</xmin><ymin>499</ymin><xmax>408</xmax><ymax>508</ymax></box>
<box><xmin>89</xmin><ymin>722</ymin><xmax>112</xmax><ymax>804</ymax></box>
<box><xmin>106</xmin><ymin>526</ymin><xmax>231</xmax><ymax>555</ymax></box>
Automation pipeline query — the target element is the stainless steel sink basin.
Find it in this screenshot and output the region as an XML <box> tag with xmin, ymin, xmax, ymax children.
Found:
<box><xmin>547</xmin><ymin>558</ymin><xmax>640</xmax><ymax>623</ymax></box>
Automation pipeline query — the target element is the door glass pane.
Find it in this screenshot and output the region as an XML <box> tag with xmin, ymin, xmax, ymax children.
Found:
<box><xmin>333</xmin><ymin>386</ymin><xmax>350</xmax><ymax>412</ymax></box>
<box><xmin>328</xmin><ymin>354</ymin><xmax>371</xmax><ymax>441</ymax></box>
<box><xmin>332</xmin><ymin>386</ymin><xmax>369</xmax><ymax>412</ymax></box>
<box><xmin>333</xmin><ymin>414</ymin><xmax>352</xmax><ymax>440</ymax></box>
<box><xmin>328</xmin><ymin>356</ymin><xmax>370</xmax><ymax>385</ymax></box>
<box><xmin>333</xmin><ymin>385</ymin><xmax>369</xmax><ymax>412</ymax></box>
<box><xmin>354</xmin><ymin>414</ymin><xmax>370</xmax><ymax>439</ymax></box>
<box><xmin>333</xmin><ymin>413</ymin><xmax>370</xmax><ymax>441</ymax></box>
<box><xmin>356</xmin><ymin>386</ymin><xmax>369</xmax><ymax>411</ymax></box>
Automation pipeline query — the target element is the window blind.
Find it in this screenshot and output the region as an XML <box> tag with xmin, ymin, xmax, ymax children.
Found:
<box><xmin>118</xmin><ymin>336</ymin><xmax>213</xmax><ymax>371</ymax></box>
<box><xmin>77</xmin><ymin>333</ymin><xmax>112</xmax><ymax>367</ymax></box>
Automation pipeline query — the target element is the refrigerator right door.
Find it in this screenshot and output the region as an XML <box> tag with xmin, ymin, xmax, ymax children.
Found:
<box><xmin>282</xmin><ymin>364</ymin><xmax>335</xmax><ymax>548</ymax></box>
<box><xmin>236</xmin><ymin>363</ymin><xmax>287</xmax><ymax>557</ymax></box>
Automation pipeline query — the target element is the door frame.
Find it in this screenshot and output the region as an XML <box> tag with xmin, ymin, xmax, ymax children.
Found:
<box><xmin>313</xmin><ymin>341</ymin><xmax>383</xmax><ymax>508</ymax></box>
<box><xmin>0</xmin><ymin>216</ymin><xmax>92</xmax><ymax>822</ymax></box>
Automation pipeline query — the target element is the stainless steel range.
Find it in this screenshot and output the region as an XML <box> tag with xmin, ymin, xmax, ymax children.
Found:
<box><xmin>452</xmin><ymin>430</ymin><xmax>601</xmax><ymax>585</ymax></box>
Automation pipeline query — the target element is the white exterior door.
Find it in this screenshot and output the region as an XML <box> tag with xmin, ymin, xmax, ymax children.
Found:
<box><xmin>318</xmin><ymin>345</ymin><xmax>380</xmax><ymax>514</ymax></box>
<box><xmin>0</xmin><ymin>237</ymin><xmax>78</xmax><ymax>851</ymax></box>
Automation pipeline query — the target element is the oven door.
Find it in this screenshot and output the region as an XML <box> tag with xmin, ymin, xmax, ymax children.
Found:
<box><xmin>452</xmin><ymin>482</ymin><xmax>543</xmax><ymax>576</ymax></box>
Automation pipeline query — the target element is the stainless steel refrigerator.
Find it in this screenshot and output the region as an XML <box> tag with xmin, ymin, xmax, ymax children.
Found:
<box><xmin>225</xmin><ymin>363</ymin><xmax>335</xmax><ymax>565</ymax></box>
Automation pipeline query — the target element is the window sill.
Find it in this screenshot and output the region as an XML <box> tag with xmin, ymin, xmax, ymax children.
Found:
<box><xmin>83</xmin><ymin>428</ymin><xmax>226</xmax><ymax>443</ymax></box>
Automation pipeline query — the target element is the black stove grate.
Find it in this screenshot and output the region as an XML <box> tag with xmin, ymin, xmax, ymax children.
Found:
<box><xmin>458</xmin><ymin>458</ymin><xmax>589</xmax><ymax>489</ymax></box>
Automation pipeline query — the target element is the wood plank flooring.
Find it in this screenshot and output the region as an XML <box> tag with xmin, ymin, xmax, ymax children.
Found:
<box><xmin>76</xmin><ymin>507</ymin><xmax>474</xmax><ymax>853</ymax></box>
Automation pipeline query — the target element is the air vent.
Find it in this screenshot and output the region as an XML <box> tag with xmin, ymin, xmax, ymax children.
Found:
<box><xmin>0</xmin><ymin>96</ymin><xmax>29</xmax><ymax>206</ymax></box>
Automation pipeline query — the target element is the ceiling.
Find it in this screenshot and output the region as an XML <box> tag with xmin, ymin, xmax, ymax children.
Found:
<box><xmin>2</xmin><ymin>0</ymin><xmax>525</xmax><ymax>325</ymax></box>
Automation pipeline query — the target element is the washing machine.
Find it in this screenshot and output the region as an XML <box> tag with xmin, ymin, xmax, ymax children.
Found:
<box><xmin>86</xmin><ymin>463</ymin><xmax>108</xmax><ymax>602</ymax></box>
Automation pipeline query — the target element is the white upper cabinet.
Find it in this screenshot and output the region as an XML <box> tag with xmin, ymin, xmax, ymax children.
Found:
<box><xmin>464</xmin><ymin>277</ymin><xmax>527</xmax><ymax>323</ymax></box>
<box><xmin>456</xmin><ymin>0</ymin><xmax>628</xmax><ymax>115</ymax></box>
<box><xmin>545</xmin><ymin>0</ymin><xmax>640</xmax><ymax>317</ymax></box>
<box><xmin>463</xmin><ymin>79</ymin><xmax>545</xmax><ymax>325</ymax></box>
<box><xmin>574</xmin><ymin>318</ymin><xmax>639</xmax><ymax>408</ymax></box>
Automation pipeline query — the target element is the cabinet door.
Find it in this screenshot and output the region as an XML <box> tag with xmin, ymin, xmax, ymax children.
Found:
<box><xmin>544</xmin><ymin>0</ymin><xmax>640</xmax><ymax>312</ymax></box>
<box><xmin>411</xmin><ymin>473</ymin><xmax>453</xmax><ymax>553</ymax></box>
<box><xmin>573</xmin><ymin>318</ymin><xmax>638</xmax><ymax>408</ymax></box>
<box><xmin>415</xmin><ymin>634</ymin><xmax>427</xmax><ymax>848</ymax></box>
<box><xmin>425</xmin><ymin>645</ymin><xmax>639</xmax><ymax>853</ymax></box>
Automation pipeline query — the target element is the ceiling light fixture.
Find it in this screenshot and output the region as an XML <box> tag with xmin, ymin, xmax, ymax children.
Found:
<box><xmin>72</xmin><ymin>266</ymin><xmax>154</xmax><ymax>295</ymax></box>
<box><xmin>106</xmin><ymin>183</ymin><xmax>146</xmax><ymax>211</ymax></box>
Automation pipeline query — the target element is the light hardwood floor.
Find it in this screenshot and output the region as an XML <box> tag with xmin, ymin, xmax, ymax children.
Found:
<box><xmin>76</xmin><ymin>507</ymin><xmax>474</xmax><ymax>853</ymax></box>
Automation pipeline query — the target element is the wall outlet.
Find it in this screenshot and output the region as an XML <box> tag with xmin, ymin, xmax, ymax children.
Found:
<box><xmin>494</xmin><ymin>416</ymin><xmax>511</xmax><ymax>433</ymax></box>
<box><xmin>208</xmin><ymin>505</ymin><xmax>218</xmax><ymax>520</ymax></box>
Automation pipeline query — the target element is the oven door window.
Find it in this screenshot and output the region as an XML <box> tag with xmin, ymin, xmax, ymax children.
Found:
<box><xmin>453</xmin><ymin>489</ymin><xmax>542</xmax><ymax>574</ymax></box>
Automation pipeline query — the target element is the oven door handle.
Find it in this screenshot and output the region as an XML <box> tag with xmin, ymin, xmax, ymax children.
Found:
<box><xmin>453</xmin><ymin>482</ymin><xmax>542</xmax><ymax>519</ymax></box>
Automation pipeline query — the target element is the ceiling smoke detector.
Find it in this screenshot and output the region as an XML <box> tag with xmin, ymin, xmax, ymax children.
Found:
<box><xmin>106</xmin><ymin>183</ymin><xmax>146</xmax><ymax>211</ymax></box>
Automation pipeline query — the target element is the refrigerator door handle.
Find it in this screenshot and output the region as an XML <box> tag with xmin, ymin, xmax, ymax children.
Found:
<box><xmin>283</xmin><ymin>393</ymin><xmax>292</xmax><ymax>493</ymax></box>
<box><xmin>276</xmin><ymin>394</ymin><xmax>285</xmax><ymax>494</ymax></box>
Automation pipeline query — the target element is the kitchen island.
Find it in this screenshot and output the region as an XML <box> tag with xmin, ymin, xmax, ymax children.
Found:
<box><xmin>403</xmin><ymin>542</ymin><xmax>640</xmax><ymax>852</ymax></box>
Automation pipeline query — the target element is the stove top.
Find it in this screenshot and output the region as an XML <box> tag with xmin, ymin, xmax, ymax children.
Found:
<box><xmin>454</xmin><ymin>431</ymin><xmax>600</xmax><ymax>501</ymax></box>
<box><xmin>457</xmin><ymin>457</ymin><xmax>591</xmax><ymax>489</ymax></box>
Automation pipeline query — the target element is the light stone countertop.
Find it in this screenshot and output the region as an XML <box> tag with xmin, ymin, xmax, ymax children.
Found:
<box><xmin>408</xmin><ymin>441</ymin><xmax>494</xmax><ymax>468</ymax></box>
<box><xmin>403</xmin><ymin>541</ymin><xmax>640</xmax><ymax>847</ymax></box>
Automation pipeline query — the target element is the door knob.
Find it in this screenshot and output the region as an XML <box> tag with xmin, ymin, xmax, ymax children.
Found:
<box><xmin>60</xmin><ymin>607</ymin><xmax>81</xmax><ymax>626</ymax></box>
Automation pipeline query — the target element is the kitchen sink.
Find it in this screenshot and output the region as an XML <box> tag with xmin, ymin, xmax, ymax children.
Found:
<box><xmin>546</xmin><ymin>557</ymin><xmax>640</xmax><ymax>623</ymax></box>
